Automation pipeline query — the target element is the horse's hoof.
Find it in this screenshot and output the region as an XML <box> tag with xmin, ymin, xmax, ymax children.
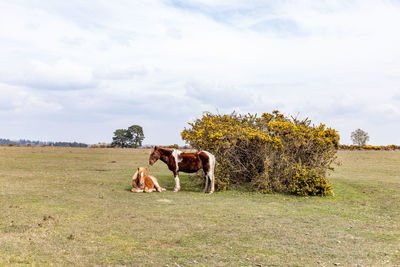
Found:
<box><xmin>208</xmin><ymin>191</ymin><xmax>214</xmax><ymax>194</ymax></box>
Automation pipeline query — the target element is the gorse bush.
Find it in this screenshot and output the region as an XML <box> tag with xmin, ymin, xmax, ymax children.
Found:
<box><xmin>289</xmin><ymin>165</ymin><xmax>334</xmax><ymax>196</ymax></box>
<box><xmin>181</xmin><ymin>111</ymin><xmax>339</xmax><ymax>196</ymax></box>
<box><xmin>339</xmin><ymin>144</ymin><xmax>400</xmax><ymax>150</ymax></box>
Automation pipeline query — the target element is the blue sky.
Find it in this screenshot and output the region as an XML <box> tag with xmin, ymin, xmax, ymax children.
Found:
<box><xmin>1</xmin><ymin>0</ymin><xmax>400</xmax><ymax>145</ymax></box>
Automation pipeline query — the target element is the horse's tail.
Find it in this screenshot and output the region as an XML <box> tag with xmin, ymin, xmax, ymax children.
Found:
<box><xmin>203</xmin><ymin>151</ymin><xmax>216</xmax><ymax>193</ymax></box>
<box><xmin>211</xmin><ymin>152</ymin><xmax>216</xmax><ymax>178</ymax></box>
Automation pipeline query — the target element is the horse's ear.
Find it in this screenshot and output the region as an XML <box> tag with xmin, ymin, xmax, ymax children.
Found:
<box><xmin>154</xmin><ymin>146</ymin><xmax>158</xmax><ymax>149</ymax></box>
<box><xmin>137</xmin><ymin>167</ymin><xmax>140</xmax><ymax>171</ymax></box>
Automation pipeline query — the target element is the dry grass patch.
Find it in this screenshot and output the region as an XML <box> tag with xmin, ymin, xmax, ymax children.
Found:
<box><xmin>0</xmin><ymin>147</ymin><xmax>399</xmax><ymax>266</ymax></box>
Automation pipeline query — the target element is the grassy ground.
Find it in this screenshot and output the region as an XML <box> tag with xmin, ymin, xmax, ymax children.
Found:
<box><xmin>0</xmin><ymin>147</ymin><xmax>399</xmax><ymax>266</ymax></box>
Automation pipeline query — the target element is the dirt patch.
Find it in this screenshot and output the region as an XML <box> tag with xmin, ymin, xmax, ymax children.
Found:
<box><xmin>156</xmin><ymin>199</ymin><xmax>172</xmax><ymax>203</ymax></box>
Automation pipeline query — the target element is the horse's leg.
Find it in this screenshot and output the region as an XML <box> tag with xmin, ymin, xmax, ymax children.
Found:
<box><xmin>131</xmin><ymin>179</ymin><xmax>141</xmax><ymax>192</ymax></box>
<box><xmin>131</xmin><ymin>188</ymin><xmax>143</xmax><ymax>193</ymax></box>
<box><xmin>173</xmin><ymin>171</ymin><xmax>180</xmax><ymax>192</ymax></box>
<box><xmin>202</xmin><ymin>163</ymin><xmax>213</xmax><ymax>193</ymax></box>
<box><xmin>209</xmin><ymin>172</ymin><xmax>215</xmax><ymax>194</ymax></box>
<box><xmin>207</xmin><ymin>168</ymin><xmax>215</xmax><ymax>194</ymax></box>
<box><xmin>203</xmin><ymin>174</ymin><xmax>209</xmax><ymax>193</ymax></box>
<box><xmin>150</xmin><ymin>177</ymin><xmax>163</xmax><ymax>192</ymax></box>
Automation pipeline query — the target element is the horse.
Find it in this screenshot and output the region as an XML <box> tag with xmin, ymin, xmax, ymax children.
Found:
<box><xmin>131</xmin><ymin>167</ymin><xmax>165</xmax><ymax>193</ymax></box>
<box><xmin>148</xmin><ymin>146</ymin><xmax>216</xmax><ymax>194</ymax></box>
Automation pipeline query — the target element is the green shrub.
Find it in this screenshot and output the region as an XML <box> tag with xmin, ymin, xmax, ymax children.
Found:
<box><xmin>340</xmin><ymin>144</ymin><xmax>400</xmax><ymax>150</ymax></box>
<box><xmin>166</xmin><ymin>144</ymin><xmax>179</xmax><ymax>149</ymax></box>
<box><xmin>289</xmin><ymin>166</ymin><xmax>334</xmax><ymax>196</ymax></box>
<box><xmin>181</xmin><ymin>111</ymin><xmax>338</xmax><ymax>196</ymax></box>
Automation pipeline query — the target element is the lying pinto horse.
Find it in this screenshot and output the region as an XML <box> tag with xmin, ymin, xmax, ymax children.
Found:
<box><xmin>148</xmin><ymin>146</ymin><xmax>216</xmax><ymax>194</ymax></box>
<box><xmin>131</xmin><ymin>167</ymin><xmax>165</xmax><ymax>193</ymax></box>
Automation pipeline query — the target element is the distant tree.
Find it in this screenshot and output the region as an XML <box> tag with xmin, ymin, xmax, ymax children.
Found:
<box><xmin>111</xmin><ymin>125</ymin><xmax>145</xmax><ymax>148</ymax></box>
<box><xmin>111</xmin><ymin>129</ymin><xmax>129</xmax><ymax>147</ymax></box>
<box><xmin>127</xmin><ymin>125</ymin><xmax>145</xmax><ymax>148</ymax></box>
<box><xmin>351</xmin><ymin>129</ymin><xmax>369</xmax><ymax>146</ymax></box>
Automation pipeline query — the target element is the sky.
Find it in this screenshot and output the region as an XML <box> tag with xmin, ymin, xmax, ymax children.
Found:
<box><xmin>1</xmin><ymin>0</ymin><xmax>400</xmax><ymax>145</ymax></box>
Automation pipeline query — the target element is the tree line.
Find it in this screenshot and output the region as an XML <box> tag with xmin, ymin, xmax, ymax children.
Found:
<box><xmin>0</xmin><ymin>138</ymin><xmax>88</xmax><ymax>147</ymax></box>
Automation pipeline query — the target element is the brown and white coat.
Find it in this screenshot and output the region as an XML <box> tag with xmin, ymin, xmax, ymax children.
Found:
<box><xmin>148</xmin><ymin>146</ymin><xmax>216</xmax><ymax>193</ymax></box>
<box><xmin>131</xmin><ymin>167</ymin><xmax>165</xmax><ymax>193</ymax></box>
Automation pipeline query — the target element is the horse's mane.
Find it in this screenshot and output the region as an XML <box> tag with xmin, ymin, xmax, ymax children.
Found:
<box><xmin>158</xmin><ymin>147</ymin><xmax>172</xmax><ymax>151</ymax></box>
<box><xmin>132</xmin><ymin>170</ymin><xmax>138</xmax><ymax>181</ymax></box>
<box><xmin>156</xmin><ymin>147</ymin><xmax>178</xmax><ymax>154</ymax></box>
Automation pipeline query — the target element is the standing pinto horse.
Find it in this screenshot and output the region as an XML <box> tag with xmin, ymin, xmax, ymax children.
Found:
<box><xmin>148</xmin><ymin>146</ymin><xmax>216</xmax><ymax>194</ymax></box>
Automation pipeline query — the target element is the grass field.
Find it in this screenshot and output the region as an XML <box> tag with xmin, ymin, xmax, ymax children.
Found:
<box><xmin>0</xmin><ymin>147</ymin><xmax>399</xmax><ymax>266</ymax></box>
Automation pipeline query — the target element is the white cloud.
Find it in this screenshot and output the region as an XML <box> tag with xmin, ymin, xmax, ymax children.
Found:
<box><xmin>0</xmin><ymin>83</ymin><xmax>62</xmax><ymax>113</ymax></box>
<box><xmin>23</xmin><ymin>59</ymin><xmax>95</xmax><ymax>90</ymax></box>
<box><xmin>185</xmin><ymin>81</ymin><xmax>255</xmax><ymax>108</ymax></box>
<box><xmin>0</xmin><ymin>0</ymin><xmax>399</xmax><ymax>145</ymax></box>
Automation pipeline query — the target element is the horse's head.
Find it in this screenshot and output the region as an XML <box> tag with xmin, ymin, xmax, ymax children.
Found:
<box><xmin>149</xmin><ymin>146</ymin><xmax>160</xmax><ymax>166</ymax></box>
<box><xmin>137</xmin><ymin>167</ymin><xmax>147</xmax><ymax>187</ymax></box>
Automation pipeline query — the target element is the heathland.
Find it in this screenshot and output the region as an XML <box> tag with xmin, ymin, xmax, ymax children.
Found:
<box><xmin>0</xmin><ymin>147</ymin><xmax>399</xmax><ymax>266</ymax></box>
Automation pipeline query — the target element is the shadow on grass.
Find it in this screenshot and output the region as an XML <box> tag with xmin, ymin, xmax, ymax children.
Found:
<box><xmin>122</xmin><ymin>173</ymin><xmax>205</xmax><ymax>193</ymax></box>
<box><xmin>123</xmin><ymin>185</ymin><xmax>202</xmax><ymax>193</ymax></box>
